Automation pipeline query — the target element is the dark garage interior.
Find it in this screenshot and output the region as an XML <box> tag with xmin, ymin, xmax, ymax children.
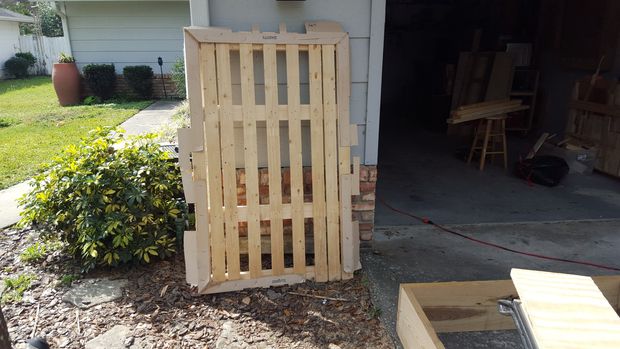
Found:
<box><xmin>364</xmin><ymin>1</ymin><xmax>620</xmax><ymax>347</ymax></box>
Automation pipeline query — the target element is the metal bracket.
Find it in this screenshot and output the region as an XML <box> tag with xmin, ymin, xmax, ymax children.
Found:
<box><xmin>498</xmin><ymin>299</ymin><xmax>538</xmax><ymax>349</ymax></box>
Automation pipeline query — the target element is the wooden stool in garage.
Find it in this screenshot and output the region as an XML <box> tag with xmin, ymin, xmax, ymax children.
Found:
<box><xmin>467</xmin><ymin>115</ymin><xmax>508</xmax><ymax>171</ymax></box>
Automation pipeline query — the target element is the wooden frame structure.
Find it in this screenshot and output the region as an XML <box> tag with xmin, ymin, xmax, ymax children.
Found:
<box><xmin>179</xmin><ymin>23</ymin><xmax>361</xmax><ymax>294</ymax></box>
<box><xmin>565</xmin><ymin>78</ymin><xmax>620</xmax><ymax>177</ymax></box>
<box><xmin>397</xmin><ymin>275</ymin><xmax>620</xmax><ymax>349</ymax></box>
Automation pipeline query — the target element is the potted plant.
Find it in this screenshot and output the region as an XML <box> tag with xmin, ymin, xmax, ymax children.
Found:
<box><xmin>52</xmin><ymin>53</ymin><xmax>80</xmax><ymax>106</ymax></box>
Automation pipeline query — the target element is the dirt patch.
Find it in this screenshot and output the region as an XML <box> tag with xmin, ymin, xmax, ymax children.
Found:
<box><xmin>1</xmin><ymin>227</ymin><xmax>394</xmax><ymax>348</ymax></box>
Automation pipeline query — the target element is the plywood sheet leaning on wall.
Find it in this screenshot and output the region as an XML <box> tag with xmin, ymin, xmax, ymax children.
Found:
<box><xmin>177</xmin><ymin>23</ymin><xmax>361</xmax><ymax>294</ymax></box>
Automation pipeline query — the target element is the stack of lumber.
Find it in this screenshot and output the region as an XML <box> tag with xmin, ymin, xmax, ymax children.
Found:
<box><xmin>565</xmin><ymin>77</ymin><xmax>620</xmax><ymax>177</ymax></box>
<box><xmin>447</xmin><ymin>99</ymin><xmax>529</xmax><ymax>124</ymax></box>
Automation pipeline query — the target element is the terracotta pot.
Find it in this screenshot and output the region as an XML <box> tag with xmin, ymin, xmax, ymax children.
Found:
<box><xmin>52</xmin><ymin>63</ymin><xmax>81</xmax><ymax>106</ymax></box>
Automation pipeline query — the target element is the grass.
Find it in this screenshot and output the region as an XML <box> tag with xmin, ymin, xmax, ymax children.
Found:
<box><xmin>20</xmin><ymin>242</ymin><xmax>47</xmax><ymax>263</ymax></box>
<box><xmin>0</xmin><ymin>76</ymin><xmax>152</xmax><ymax>189</ymax></box>
<box><xmin>1</xmin><ymin>273</ymin><xmax>35</xmax><ymax>304</ymax></box>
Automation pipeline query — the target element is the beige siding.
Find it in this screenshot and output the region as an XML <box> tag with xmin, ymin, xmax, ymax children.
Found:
<box><xmin>207</xmin><ymin>0</ymin><xmax>372</xmax><ymax>162</ymax></box>
<box><xmin>65</xmin><ymin>1</ymin><xmax>190</xmax><ymax>73</ymax></box>
<box><xmin>0</xmin><ymin>21</ymin><xmax>21</xmax><ymax>79</ymax></box>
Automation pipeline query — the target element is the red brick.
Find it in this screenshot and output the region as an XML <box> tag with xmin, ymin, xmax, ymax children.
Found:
<box><xmin>352</xmin><ymin>202</ymin><xmax>375</xmax><ymax>211</ymax></box>
<box><xmin>360</xmin><ymin>181</ymin><xmax>376</xmax><ymax>193</ymax></box>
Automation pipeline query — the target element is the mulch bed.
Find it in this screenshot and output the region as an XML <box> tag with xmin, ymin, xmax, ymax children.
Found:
<box><xmin>1</xmin><ymin>227</ymin><xmax>394</xmax><ymax>349</ymax></box>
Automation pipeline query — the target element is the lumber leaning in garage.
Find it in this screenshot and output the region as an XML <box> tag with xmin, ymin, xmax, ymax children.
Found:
<box><xmin>396</xmin><ymin>275</ymin><xmax>620</xmax><ymax>349</ymax></box>
<box><xmin>178</xmin><ymin>23</ymin><xmax>361</xmax><ymax>294</ymax></box>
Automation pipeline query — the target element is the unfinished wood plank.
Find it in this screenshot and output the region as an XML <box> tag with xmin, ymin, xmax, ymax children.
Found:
<box><xmin>322</xmin><ymin>44</ymin><xmax>341</xmax><ymax>281</ymax></box>
<box><xmin>240</xmin><ymin>43</ymin><xmax>262</xmax><ymax>278</ymax></box>
<box><xmin>234</xmin><ymin>202</ymin><xmax>313</xmax><ymax>221</ymax></box>
<box><xmin>216</xmin><ymin>43</ymin><xmax>241</xmax><ymax>280</ymax></box>
<box><xmin>183</xmin><ymin>30</ymin><xmax>205</xmax><ymax>152</ymax></box>
<box><xmin>286</xmin><ymin>44</ymin><xmax>306</xmax><ymax>275</ymax></box>
<box><xmin>229</xmin><ymin>105</ymin><xmax>312</xmax><ymax>121</ymax></box>
<box><xmin>263</xmin><ymin>43</ymin><xmax>285</xmax><ymax>276</ymax></box>
<box><xmin>309</xmin><ymin>43</ymin><xmax>328</xmax><ymax>282</ymax></box>
<box><xmin>569</xmin><ymin>100</ymin><xmax>620</xmax><ymax>118</ymax></box>
<box><xmin>397</xmin><ymin>276</ymin><xmax>620</xmax><ymax>349</ymax></box>
<box><xmin>397</xmin><ymin>285</ymin><xmax>445</xmax><ymax>349</ymax></box>
<box><xmin>339</xmin><ymin>174</ymin><xmax>354</xmax><ymax>273</ymax></box>
<box><xmin>456</xmin><ymin>98</ymin><xmax>511</xmax><ymax>111</ymax></box>
<box><xmin>447</xmin><ymin>105</ymin><xmax>529</xmax><ymax>124</ymax></box>
<box><xmin>187</xmin><ymin>28</ymin><xmax>347</xmax><ymax>46</ymax></box>
<box><xmin>484</xmin><ymin>53</ymin><xmax>514</xmax><ymax>101</ymax></box>
<box><xmin>177</xmin><ymin>128</ymin><xmax>195</xmax><ymax>203</ymax></box>
<box><xmin>526</xmin><ymin>132</ymin><xmax>550</xmax><ymax>159</ymax></box>
<box><xmin>336</xmin><ymin>35</ymin><xmax>351</xmax><ymax>146</ymax></box>
<box><xmin>201</xmin><ymin>43</ymin><xmax>226</xmax><ymax>283</ymax></box>
<box><xmin>511</xmin><ymin>268</ymin><xmax>620</xmax><ymax>349</ymax></box>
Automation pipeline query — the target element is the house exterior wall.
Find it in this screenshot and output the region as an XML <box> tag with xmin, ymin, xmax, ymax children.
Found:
<box><xmin>204</xmin><ymin>0</ymin><xmax>374</xmax><ymax>164</ymax></box>
<box><xmin>0</xmin><ymin>21</ymin><xmax>21</xmax><ymax>79</ymax></box>
<box><xmin>190</xmin><ymin>0</ymin><xmax>384</xmax><ymax>238</ymax></box>
<box><xmin>64</xmin><ymin>1</ymin><xmax>190</xmax><ymax>74</ymax></box>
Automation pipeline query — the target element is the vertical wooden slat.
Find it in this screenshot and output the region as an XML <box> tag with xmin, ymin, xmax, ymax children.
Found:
<box><xmin>286</xmin><ymin>44</ymin><xmax>306</xmax><ymax>275</ymax></box>
<box><xmin>201</xmin><ymin>43</ymin><xmax>226</xmax><ymax>282</ymax></box>
<box><xmin>335</xmin><ymin>37</ymin><xmax>355</xmax><ymax>275</ymax></box>
<box><xmin>322</xmin><ymin>44</ymin><xmax>342</xmax><ymax>281</ymax></box>
<box><xmin>183</xmin><ymin>30</ymin><xmax>205</xmax><ymax>152</ymax></box>
<box><xmin>216</xmin><ymin>43</ymin><xmax>241</xmax><ymax>280</ymax></box>
<box><xmin>240</xmin><ymin>43</ymin><xmax>262</xmax><ymax>278</ymax></box>
<box><xmin>309</xmin><ymin>44</ymin><xmax>328</xmax><ymax>282</ymax></box>
<box><xmin>336</xmin><ymin>36</ymin><xmax>351</xmax><ymax>146</ymax></box>
<box><xmin>264</xmin><ymin>44</ymin><xmax>285</xmax><ymax>275</ymax></box>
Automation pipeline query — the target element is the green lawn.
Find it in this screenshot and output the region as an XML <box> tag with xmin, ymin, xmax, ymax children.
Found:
<box><xmin>0</xmin><ymin>76</ymin><xmax>152</xmax><ymax>189</ymax></box>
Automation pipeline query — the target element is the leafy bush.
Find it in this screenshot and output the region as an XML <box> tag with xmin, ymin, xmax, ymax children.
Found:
<box><xmin>171</xmin><ymin>58</ymin><xmax>186</xmax><ymax>99</ymax></box>
<box><xmin>19</xmin><ymin>128</ymin><xmax>187</xmax><ymax>272</ymax></box>
<box><xmin>123</xmin><ymin>65</ymin><xmax>154</xmax><ymax>99</ymax></box>
<box><xmin>58</xmin><ymin>53</ymin><xmax>75</xmax><ymax>63</ymax></box>
<box><xmin>83</xmin><ymin>64</ymin><xmax>116</xmax><ymax>100</ymax></box>
<box><xmin>4</xmin><ymin>57</ymin><xmax>29</xmax><ymax>78</ymax></box>
<box><xmin>15</xmin><ymin>52</ymin><xmax>37</xmax><ymax>68</ymax></box>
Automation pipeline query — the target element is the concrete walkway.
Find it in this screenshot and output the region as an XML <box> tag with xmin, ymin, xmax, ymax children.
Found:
<box><xmin>0</xmin><ymin>100</ymin><xmax>181</xmax><ymax>229</ymax></box>
<box><xmin>120</xmin><ymin>100</ymin><xmax>180</xmax><ymax>135</ymax></box>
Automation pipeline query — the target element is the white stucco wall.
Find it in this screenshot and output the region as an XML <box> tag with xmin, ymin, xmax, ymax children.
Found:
<box><xmin>0</xmin><ymin>21</ymin><xmax>21</xmax><ymax>79</ymax></box>
<box><xmin>195</xmin><ymin>0</ymin><xmax>385</xmax><ymax>164</ymax></box>
<box><xmin>64</xmin><ymin>1</ymin><xmax>190</xmax><ymax>73</ymax></box>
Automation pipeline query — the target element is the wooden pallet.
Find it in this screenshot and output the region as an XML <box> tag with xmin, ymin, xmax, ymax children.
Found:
<box><xmin>397</xmin><ymin>272</ymin><xmax>620</xmax><ymax>349</ymax></box>
<box><xmin>178</xmin><ymin>23</ymin><xmax>361</xmax><ymax>294</ymax></box>
<box><xmin>565</xmin><ymin>77</ymin><xmax>620</xmax><ymax>177</ymax></box>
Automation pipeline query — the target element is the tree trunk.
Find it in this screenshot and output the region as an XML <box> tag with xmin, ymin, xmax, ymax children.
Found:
<box><xmin>0</xmin><ymin>305</ymin><xmax>10</xmax><ymax>348</ymax></box>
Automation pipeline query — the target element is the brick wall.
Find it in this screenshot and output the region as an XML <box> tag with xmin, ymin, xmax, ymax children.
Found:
<box><xmin>82</xmin><ymin>74</ymin><xmax>180</xmax><ymax>99</ymax></box>
<box><xmin>233</xmin><ymin>165</ymin><xmax>377</xmax><ymax>240</ymax></box>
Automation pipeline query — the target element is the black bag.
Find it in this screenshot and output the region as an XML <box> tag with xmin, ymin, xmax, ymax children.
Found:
<box><xmin>514</xmin><ymin>155</ymin><xmax>569</xmax><ymax>187</ymax></box>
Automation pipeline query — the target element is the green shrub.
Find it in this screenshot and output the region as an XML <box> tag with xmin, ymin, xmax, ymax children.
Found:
<box><xmin>58</xmin><ymin>53</ymin><xmax>75</xmax><ymax>63</ymax></box>
<box><xmin>15</xmin><ymin>52</ymin><xmax>36</xmax><ymax>68</ymax></box>
<box><xmin>123</xmin><ymin>65</ymin><xmax>154</xmax><ymax>99</ymax></box>
<box><xmin>19</xmin><ymin>128</ymin><xmax>187</xmax><ymax>272</ymax></box>
<box><xmin>83</xmin><ymin>64</ymin><xmax>116</xmax><ymax>100</ymax></box>
<box><xmin>4</xmin><ymin>57</ymin><xmax>29</xmax><ymax>78</ymax></box>
<box><xmin>171</xmin><ymin>58</ymin><xmax>186</xmax><ymax>99</ymax></box>
<box><xmin>1</xmin><ymin>274</ymin><xmax>35</xmax><ymax>304</ymax></box>
<box><xmin>20</xmin><ymin>242</ymin><xmax>47</xmax><ymax>263</ymax></box>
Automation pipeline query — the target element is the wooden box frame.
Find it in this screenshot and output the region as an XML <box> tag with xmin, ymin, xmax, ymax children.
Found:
<box><xmin>397</xmin><ymin>276</ymin><xmax>620</xmax><ymax>349</ymax></box>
